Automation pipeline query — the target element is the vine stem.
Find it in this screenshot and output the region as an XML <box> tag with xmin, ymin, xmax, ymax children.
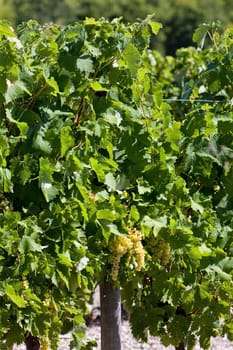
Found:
<box><xmin>175</xmin><ymin>341</ymin><xmax>185</xmax><ymax>350</ymax></box>
<box><xmin>25</xmin><ymin>334</ymin><xmax>40</xmax><ymax>350</ymax></box>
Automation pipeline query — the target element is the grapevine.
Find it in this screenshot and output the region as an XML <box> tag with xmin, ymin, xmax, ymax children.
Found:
<box><xmin>0</xmin><ymin>16</ymin><xmax>232</xmax><ymax>350</ymax></box>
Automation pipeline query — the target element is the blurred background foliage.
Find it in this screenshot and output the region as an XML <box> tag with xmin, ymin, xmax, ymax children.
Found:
<box><xmin>1</xmin><ymin>0</ymin><xmax>233</xmax><ymax>55</ymax></box>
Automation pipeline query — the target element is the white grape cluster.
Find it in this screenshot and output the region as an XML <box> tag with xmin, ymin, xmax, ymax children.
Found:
<box><xmin>40</xmin><ymin>338</ymin><xmax>50</xmax><ymax>350</ymax></box>
<box><xmin>22</xmin><ymin>276</ymin><xmax>29</xmax><ymax>290</ymax></box>
<box><xmin>147</xmin><ymin>235</ymin><xmax>171</xmax><ymax>266</ymax></box>
<box><xmin>109</xmin><ymin>228</ymin><xmax>145</xmax><ymax>281</ymax></box>
<box><xmin>128</xmin><ymin>228</ymin><xmax>145</xmax><ymax>271</ymax></box>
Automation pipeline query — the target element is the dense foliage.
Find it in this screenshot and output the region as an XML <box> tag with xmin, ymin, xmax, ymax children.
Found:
<box><xmin>122</xmin><ymin>23</ymin><xmax>233</xmax><ymax>349</ymax></box>
<box><xmin>2</xmin><ymin>0</ymin><xmax>233</xmax><ymax>54</ymax></box>
<box><xmin>0</xmin><ymin>16</ymin><xmax>233</xmax><ymax>350</ymax></box>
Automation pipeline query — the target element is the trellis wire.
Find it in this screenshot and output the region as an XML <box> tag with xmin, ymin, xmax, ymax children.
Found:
<box><xmin>164</xmin><ymin>98</ymin><xmax>233</xmax><ymax>104</ymax></box>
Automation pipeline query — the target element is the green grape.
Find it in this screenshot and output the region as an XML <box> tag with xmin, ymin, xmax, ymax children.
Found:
<box><xmin>110</xmin><ymin>255</ymin><xmax>121</xmax><ymax>281</ymax></box>
<box><xmin>128</xmin><ymin>228</ymin><xmax>145</xmax><ymax>271</ymax></box>
<box><xmin>109</xmin><ymin>236</ymin><xmax>132</xmax><ymax>255</ymax></box>
<box><xmin>22</xmin><ymin>276</ymin><xmax>29</xmax><ymax>290</ymax></box>
<box><xmin>109</xmin><ymin>236</ymin><xmax>131</xmax><ymax>281</ymax></box>
<box><xmin>134</xmin><ymin>242</ymin><xmax>145</xmax><ymax>271</ymax></box>
<box><xmin>147</xmin><ymin>235</ymin><xmax>171</xmax><ymax>266</ymax></box>
<box><xmin>108</xmin><ymin>228</ymin><xmax>145</xmax><ymax>281</ymax></box>
<box><xmin>40</xmin><ymin>338</ymin><xmax>50</xmax><ymax>350</ymax></box>
<box><xmin>128</xmin><ymin>227</ymin><xmax>142</xmax><ymax>242</ymax></box>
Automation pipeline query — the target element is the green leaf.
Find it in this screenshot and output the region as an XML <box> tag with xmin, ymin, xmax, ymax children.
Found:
<box><xmin>206</xmin><ymin>265</ymin><xmax>232</xmax><ymax>281</ymax></box>
<box><xmin>142</xmin><ymin>215</ymin><xmax>167</xmax><ymax>236</ymax></box>
<box><xmin>129</xmin><ymin>205</ymin><xmax>140</xmax><ymax>222</ymax></box>
<box><xmin>90</xmin><ymin>81</ymin><xmax>107</xmax><ymax>92</ymax></box>
<box><xmin>41</xmin><ymin>182</ymin><xmax>59</xmax><ymax>202</ymax></box>
<box><xmin>39</xmin><ymin>157</ymin><xmax>59</xmax><ymax>202</ymax></box>
<box><xmin>76</xmin><ymin>56</ymin><xmax>94</xmax><ymax>75</ymax></box>
<box><xmin>45</xmin><ymin>76</ymin><xmax>59</xmax><ymax>95</ymax></box>
<box><xmin>192</xmin><ymin>24</ymin><xmax>210</xmax><ymax>48</ymax></box>
<box><xmin>122</xmin><ymin>43</ymin><xmax>141</xmax><ymax>75</ymax></box>
<box><xmin>0</xmin><ymin>167</ymin><xmax>13</xmax><ymax>192</ymax></box>
<box><xmin>103</xmin><ymin>108</ymin><xmax>122</xmax><ymax>126</ymax></box>
<box><xmin>104</xmin><ymin>172</ymin><xmax>116</xmax><ymax>190</ymax></box>
<box><xmin>97</xmin><ymin>209</ymin><xmax>115</xmax><ymax>221</ymax></box>
<box><xmin>149</xmin><ymin>21</ymin><xmax>163</xmax><ymax>35</ymax></box>
<box><xmin>137</xmin><ymin>181</ymin><xmax>151</xmax><ymax>195</ymax></box>
<box><xmin>165</xmin><ymin>121</ymin><xmax>182</xmax><ymax>152</ymax></box>
<box><xmin>57</xmin><ymin>269</ymin><xmax>70</xmax><ymax>289</ymax></box>
<box><xmin>217</xmin><ymin>257</ymin><xmax>233</xmax><ymax>274</ymax></box>
<box><xmin>33</xmin><ymin>132</ymin><xmax>53</xmax><ymax>154</ymax></box>
<box><xmin>107</xmin><ymin>223</ymin><xmax>123</xmax><ymax>236</ymax></box>
<box><xmin>89</xmin><ymin>157</ymin><xmax>105</xmax><ymax>182</ymax></box>
<box><xmin>5</xmin><ymin>285</ymin><xmax>26</xmax><ymax>308</ymax></box>
<box><xmin>76</xmin><ymin>199</ymin><xmax>88</xmax><ymax>222</ymax></box>
<box><xmin>60</xmin><ymin>125</ymin><xmax>75</xmax><ymax>157</ymax></box>
<box><xmin>0</xmin><ymin>22</ymin><xmax>16</xmax><ymax>38</ymax></box>
<box><xmin>99</xmin><ymin>221</ymin><xmax>120</xmax><ymax>241</ymax></box>
<box><xmin>4</xmin><ymin>324</ymin><xmax>24</xmax><ymax>348</ymax></box>
<box><xmin>190</xmin><ymin>198</ymin><xmax>204</xmax><ymax>214</ymax></box>
<box><xmin>57</xmin><ymin>252</ymin><xmax>73</xmax><ymax>268</ymax></box>
<box><xmin>5</xmin><ymin>80</ymin><xmax>31</xmax><ymax>103</ymax></box>
<box><xmin>5</xmin><ymin>109</ymin><xmax>29</xmax><ymax>136</ymax></box>
<box><xmin>19</xmin><ymin>235</ymin><xmax>43</xmax><ymax>253</ymax></box>
<box><xmin>198</xmin><ymin>283</ymin><xmax>212</xmax><ymax>301</ymax></box>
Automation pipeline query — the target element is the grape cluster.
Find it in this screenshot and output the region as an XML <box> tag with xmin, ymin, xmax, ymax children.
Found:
<box><xmin>0</xmin><ymin>195</ymin><xmax>10</xmax><ymax>212</ymax></box>
<box><xmin>128</xmin><ymin>228</ymin><xmax>145</xmax><ymax>271</ymax></box>
<box><xmin>22</xmin><ymin>276</ymin><xmax>29</xmax><ymax>303</ymax></box>
<box><xmin>147</xmin><ymin>235</ymin><xmax>171</xmax><ymax>266</ymax></box>
<box><xmin>22</xmin><ymin>276</ymin><xmax>29</xmax><ymax>290</ymax></box>
<box><xmin>109</xmin><ymin>236</ymin><xmax>133</xmax><ymax>281</ymax></box>
<box><xmin>108</xmin><ymin>228</ymin><xmax>145</xmax><ymax>281</ymax></box>
<box><xmin>40</xmin><ymin>337</ymin><xmax>50</xmax><ymax>350</ymax></box>
<box><xmin>88</xmin><ymin>191</ymin><xmax>97</xmax><ymax>202</ymax></box>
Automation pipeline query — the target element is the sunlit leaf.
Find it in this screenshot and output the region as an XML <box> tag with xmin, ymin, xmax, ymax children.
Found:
<box><xmin>60</xmin><ymin>125</ymin><xmax>75</xmax><ymax>157</ymax></box>
<box><xmin>149</xmin><ymin>21</ymin><xmax>163</xmax><ymax>35</ymax></box>
<box><xmin>76</xmin><ymin>56</ymin><xmax>94</xmax><ymax>75</ymax></box>
<box><xmin>19</xmin><ymin>235</ymin><xmax>43</xmax><ymax>253</ymax></box>
<box><xmin>5</xmin><ymin>285</ymin><xmax>26</xmax><ymax>308</ymax></box>
<box><xmin>122</xmin><ymin>43</ymin><xmax>141</xmax><ymax>75</ymax></box>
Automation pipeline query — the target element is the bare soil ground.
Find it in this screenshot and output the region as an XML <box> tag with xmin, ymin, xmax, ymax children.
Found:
<box><xmin>13</xmin><ymin>324</ymin><xmax>233</xmax><ymax>350</ymax></box>
<box><xmin>13</xmin><ymin>287</ymin><xmax>233</xmax><ymax>349</ymax></box>
<box><xmin>85</xmin><ymin>322</ymin><xmax>233</xmax><ymax>350</ymax></box>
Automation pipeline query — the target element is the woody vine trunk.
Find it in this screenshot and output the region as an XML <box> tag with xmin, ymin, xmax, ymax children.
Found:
<box><xmin>100</xmin><ymin>282</ymin><xmax>122</xmax><ymax>350</ymax></box>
